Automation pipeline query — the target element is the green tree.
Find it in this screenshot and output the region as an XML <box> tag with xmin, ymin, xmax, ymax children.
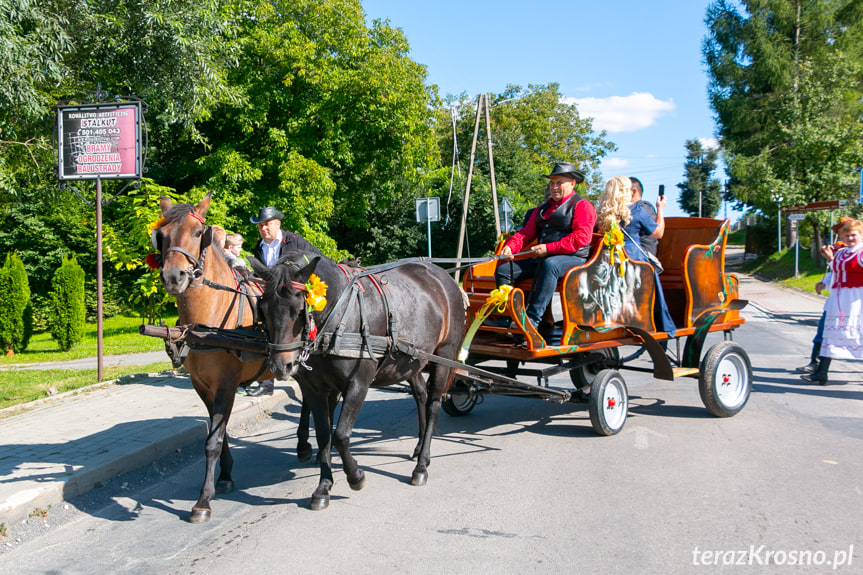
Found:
<box><xmin>49</xmin><ymin>254</ymin><xmax>86</xmax><ymax>351</ymax></box>
<box><xmin>704</xmin><ymin>0</ymin><xmax>863</xmax><ymax>218</ymax></box>
<box><xmin>677</xmin><ymin>140</ymin><xmax>723</xmax><ymax>217</ymax></box>
<box><xmin>1</xmin><ymin>0</ymin><xmax>245</xmax><ymax>319</ymax></box>
<box><xmin>152</xmin><ymin>0</ymin><xmax>439</xmax><ymax>260</ymax></box>
<box><xmin>0</xmin><ymin>252</ymin><xmax>32</xmax><ymax>353</ymax></box>
<box><xmin>102</xmin><ymin>180</ymin><xmax>185</xmax><ymax>322</ymax></box>
<box><xmin>418</xmin><ymin>85</ymin><xmax>615</xmax><ymax>261</ymax></box>
<box><xmin>0</xmin><ymin>0</ymin><xmax>71</xmax><ymax>200</ymax></box>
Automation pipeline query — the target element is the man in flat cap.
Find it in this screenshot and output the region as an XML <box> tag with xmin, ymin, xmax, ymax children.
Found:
<box><xmin>495</xmin><ymin>162</ymin><xmax>597</xmax><ymax>334</ymax></box>
<box><xmin>246</xmin><ymin>206</ymin><xmax>322</xmax><ymax>396</ymax></box>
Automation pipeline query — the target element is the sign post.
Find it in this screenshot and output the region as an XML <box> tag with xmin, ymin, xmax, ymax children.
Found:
<box><xmin>788</xmin><ymin>213</ymin><xmax>806</xmax><ymax>277</ymax></box>
<box><xmin>56</xmin><ymin>96</ymin><xmax>144</xmax><ymax>381</ymax></box>
<box><xmin>415</xmin><ymin>197</ymin><xmax>440</xmax><ymax>258</ymax></box>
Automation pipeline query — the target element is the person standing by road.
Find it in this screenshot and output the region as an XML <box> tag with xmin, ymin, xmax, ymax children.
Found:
<box><xmin>802</xmin><ymin>218</ymin><xmax>863</xmax><ymax>385</ymax></box>
<box><xmin>796</xmin><ymin>217</ymin><xmax>851</xmax><ymax>376</ymax></box>
<box><xmin>245</xmin><ymin>206</ymin><xmax>322</xmax><ymax>397</ymax></box>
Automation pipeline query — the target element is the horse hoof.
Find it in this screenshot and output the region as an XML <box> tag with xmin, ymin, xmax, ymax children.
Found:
<box><xmin>348</xmin><ymin>470</ymin><xmax>366</xmax><ymax>491</ymax></box>
<box><xmin>411</xmin><ymin>470</ymin><xmax>428</xmax><ymax>486</ymax></box>
<box><xmin>297</xmin><ymin>445</ymin><xmax>313</xmax><ymax>462</ymax></box>
<box><xmin>189</xmin><ymin>508</ymin><xmax>212</xmax><ymax>523</ymax></box>
<box><xmin>310</xmin><ymin>494</ymin><xmax>330</xmax><ymax>511</ymax></box>
<box><xmin>215</xmin><ymin>480</ymin><xmax>234</xmax><ymax>494</ymax></box>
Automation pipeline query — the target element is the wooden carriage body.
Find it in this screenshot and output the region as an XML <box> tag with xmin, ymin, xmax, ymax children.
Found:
<box><xmin>461</xmin><ymin>217</ymin><xmax>745</xmax><ymax>360</ymax></box>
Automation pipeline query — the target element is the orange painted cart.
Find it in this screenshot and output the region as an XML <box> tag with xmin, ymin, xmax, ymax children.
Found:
<box><xmin>444</xmin><ymin>217</ymin><xmax>752</xmax><ymax>436</ymax></box>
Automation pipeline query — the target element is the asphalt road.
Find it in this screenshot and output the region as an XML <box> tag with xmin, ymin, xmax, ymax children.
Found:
<box><xmin>2</xmin><ymin>304</ymin><xmax>861</xmax><ymax>574</ymax></box>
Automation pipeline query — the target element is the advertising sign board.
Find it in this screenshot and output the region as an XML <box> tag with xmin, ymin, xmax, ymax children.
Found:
<box><xmin>57</xmin><ymin>102</ymin><xmax>143</xmax><ymax>180</ymax></box>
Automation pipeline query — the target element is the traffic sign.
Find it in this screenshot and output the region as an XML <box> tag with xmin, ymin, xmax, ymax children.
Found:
<box><xmin>415</xmin><ymin>197</ymin><xmax>440</xmax><ymax>223</ymax></box>
<box><xmin>788</xmin><ymin>213</ymin><xmax>805</xmax><ymax>221</ymax></box>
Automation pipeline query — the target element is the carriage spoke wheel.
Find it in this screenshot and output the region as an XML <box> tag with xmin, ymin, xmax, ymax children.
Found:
<box><xmin>588</xmin><ymin>369</ymin><xmax>628</xmax><ymax>436</ymax></box>
<box><xmin>699</xmin><ymin>341</ymin><xmax>752</xmax><ymax>417</ymax></box>
<box><xmin>570</xmin><ymin>348</ymin><xmax>620</xmax><ymax>391</ymax></box>
<box><xmin>443</xmin><ymin>379</ymin><xmax>477</xmax><ymax>416</ymax></box>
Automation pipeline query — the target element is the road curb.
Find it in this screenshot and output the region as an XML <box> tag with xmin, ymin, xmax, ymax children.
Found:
<box><xmin>0</xmin><ymin>379</ymin><xmax>297</xmax><ymax>526</ymax></box>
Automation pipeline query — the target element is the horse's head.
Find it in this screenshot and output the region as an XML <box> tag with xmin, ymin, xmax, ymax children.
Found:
<box><xmin>251</xmin><ymin>253</ymin><xmax>321</xmax><ymax>380</ymax></box>
<box><xmin>151</xmin><ymin>193</ymin><xmax>215</xmax><ymax>295</ymax></box>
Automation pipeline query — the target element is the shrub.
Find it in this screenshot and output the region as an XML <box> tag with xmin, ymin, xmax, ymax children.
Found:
<box><xmin>49</xmin><ymin>255</ymin><xmax>86</xmax><ymax>351</ymax></box>
<box><xmin>0</xmin><ymin>253</ymin><xmax>33</xmax><ymax>353</ymax></box>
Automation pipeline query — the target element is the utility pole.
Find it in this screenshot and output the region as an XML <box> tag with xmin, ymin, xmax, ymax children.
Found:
<box><xmin>455</xmin><ymin>93</ymin><xmax>501</xmax><ymax>282</ymax></box>
<box><xmin>455</xmin><ymin>95</ymin><xmax>484</xmax><ymax>283</ymax></box>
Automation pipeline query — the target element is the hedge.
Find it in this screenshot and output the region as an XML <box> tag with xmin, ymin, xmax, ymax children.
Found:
<box><xmin>49</xmin><ymin>255</ymin><xmax>86</xmax><ymax>351</ymax></box>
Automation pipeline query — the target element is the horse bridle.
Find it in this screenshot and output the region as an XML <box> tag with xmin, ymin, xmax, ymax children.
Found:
<box><xmin>266</xmin><ymin>278</ymin><xmax>317</xmax><ymax>370</ymax></box>
<box><xmin>160</xmin><ymin>210</ymin><xmax>210</xmax><ymax>285</ymax></box>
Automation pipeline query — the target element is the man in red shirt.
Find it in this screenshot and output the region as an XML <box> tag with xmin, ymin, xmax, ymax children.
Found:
<box><xmin>495</xmin><ymin>162</ymin><xmax>597</xmax><ymax>330</ymax></box>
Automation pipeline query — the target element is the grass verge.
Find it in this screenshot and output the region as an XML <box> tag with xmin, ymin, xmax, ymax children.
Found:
<box><xmin>0</xmin><ymin>361</ymin><xmax>175</xmax><ymax>412</ymax></box>
<box><xmin>0</xmin><ymin>313</ymin><xmax>179</xmax><ymax>411</ymax></box>
<box><xmin>740</xmin><ymin>247</ymin><xmax>827</xmax><ymax>294</ymax></box>
<box><xmin>1</xmin><ymin>313</ymin><xmax>178</xmax><ymax>365</ymax></box>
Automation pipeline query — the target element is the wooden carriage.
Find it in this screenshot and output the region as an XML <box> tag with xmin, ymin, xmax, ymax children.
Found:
<box><xmin>448</xmin><ymin>217</ymin><xmax>751</xmax><ymax>435</ymax></box>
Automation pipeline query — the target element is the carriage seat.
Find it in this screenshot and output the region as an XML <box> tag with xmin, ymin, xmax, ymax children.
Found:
<box><xmin>462</xmin><ymin>234</ymin><xmax>603</xmax><ymax>296</ymax></box>
<box><xmin>656</xmin><ymin>217</ymin><xmax>729</xmax><ymax>328</ymax></box>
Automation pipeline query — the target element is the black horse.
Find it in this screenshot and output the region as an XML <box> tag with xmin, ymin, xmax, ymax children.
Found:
<box><xmin>250</xmin><ymin>252</ymin><xmax>465</xmax><ymax>510</ymax></box>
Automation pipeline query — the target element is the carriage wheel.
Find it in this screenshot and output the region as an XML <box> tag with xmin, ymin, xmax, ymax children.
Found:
<box><xmin>699</xmin><ymin>341</ymin><xmax>752</xmax><ymax>417</ymax></box>
<box><xmin>570</xmin><ymin>348</ymin><xmax>620</xmax><ymax>390</ymax></box>
<box><xmin>442</xmin><ymin>380</ymin><xmax>477</xmax><ymax>417</ymax></box>
<box><xmin>588</xmin><ymin>369</ymin><xmax>628</xmax><ymax>436</ymax></box>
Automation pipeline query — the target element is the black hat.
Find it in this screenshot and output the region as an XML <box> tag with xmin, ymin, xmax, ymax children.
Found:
<box><xmin>250</xmin><ymin>206</ymin><xmax>284</xmax><ymax>224</ymax></box>
<box><xmin>543</xmin><ymin>162</ymin><xmax>585</xmax><ymax>184</ymax></box>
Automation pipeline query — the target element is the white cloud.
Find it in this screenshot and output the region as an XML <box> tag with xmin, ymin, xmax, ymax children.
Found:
<box><xmin>564</xmin><ymin>92</ymin><xmax>676</xmax><ymax>133</ymax></box>
<box><xmin>603</xmin><ymin>157</ymin><xmax>630</xmax><ymax>169</ymax></box>
<box><xmin>699</xmin><ymin>137</ymin><xmax>720</xmax><ymax>150</ymax></box>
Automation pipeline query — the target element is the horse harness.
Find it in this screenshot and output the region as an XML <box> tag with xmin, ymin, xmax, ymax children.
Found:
<box><xmin>159</xmin><ymin>210</ymin><xmax>269</xmax><ymax>384</ymax></box>
<box><xmin>162</xmin><ymin>208</ymin><xmax>413</xmax><ymax>373</ymax></box>
<box><xmin>270</xmin><ymin>262</ymin><xmax>404</xmax><ymax>372</ymax></box>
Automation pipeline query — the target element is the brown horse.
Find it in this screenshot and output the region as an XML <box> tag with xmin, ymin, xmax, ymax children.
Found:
<box><xmin>151</xmin><ymin>192</ymin><xmax>280</xmax><ymax>523</ymax></box>
<box><xmin>251</xmin><ymin>251</ymin><xmax>466</xmax><ymax>510</ymax></box>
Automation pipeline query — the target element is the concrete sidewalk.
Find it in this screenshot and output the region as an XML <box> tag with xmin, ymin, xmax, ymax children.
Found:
<box><xmin>0</xmin><ymin>368</ymin><xmax>297</xmax><ymax>526</ymax></box>
<box><xmin>0</xmin><ymin>268</ymin><xmax>826</xmax><ymax>528</ymax></box>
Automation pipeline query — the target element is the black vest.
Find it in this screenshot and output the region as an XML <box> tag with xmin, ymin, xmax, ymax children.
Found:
<box><xmin>535</xmin><ymin>193</ymin><xmax>590</xmax><ymax>258</ymax></box>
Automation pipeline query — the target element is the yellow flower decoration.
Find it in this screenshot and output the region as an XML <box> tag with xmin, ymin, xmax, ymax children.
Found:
<box><xmin>602</xmin><ymin>227</ymin><xmax>624</xmax><ymax>248</ymax></box>
<box><xmin>482</xmin><ymin>284</ymin><xmax>512</xmax><ymax>316</ymax></box>
<box><xmin>459</xmin><ymin>284</ymin><xmax>514</xmax><ymax>361</ymax></box>
<box><xmin>603</xmin><ymin>223</ymin><xmax>627</xmax><ymax>274</ymax></box>
<box><xmin>305</xmin><ymin>274</ymin><xmax>328</xmax><ymax>312</ymax></box>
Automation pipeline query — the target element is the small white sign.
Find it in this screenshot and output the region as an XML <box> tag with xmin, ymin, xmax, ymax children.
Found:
<box><xmin>415</xmin><ymin>197</ymin><xmax>440</xmax><ymax>222</ymax></box>
<box><xmin>788</xmin><ymin>213</ymin><xmax>805</xmax><ymax>221</ymax></box>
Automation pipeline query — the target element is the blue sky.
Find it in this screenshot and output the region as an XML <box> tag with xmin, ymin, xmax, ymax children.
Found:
<box><xmin>362</xmin><ymin>0</ymin><xmax>737</xmax><ymax>219</ymax></box>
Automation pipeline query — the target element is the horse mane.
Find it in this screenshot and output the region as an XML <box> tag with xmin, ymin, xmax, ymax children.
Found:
<box><xmin>262</xmin><ymin>251</ymin><xmax>328</xmax><ymax>296</ymax></box>
<box><xmin>159</xmin><ymin>202</ymin><xmax>198</xmax><ymax>226</ymax></box>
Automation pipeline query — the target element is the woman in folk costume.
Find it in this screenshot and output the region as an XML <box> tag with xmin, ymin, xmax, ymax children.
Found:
<box><xmin>803</xmin><ymin>218</ymin><xmax>863</xmax><ymax>384</ymax></box>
